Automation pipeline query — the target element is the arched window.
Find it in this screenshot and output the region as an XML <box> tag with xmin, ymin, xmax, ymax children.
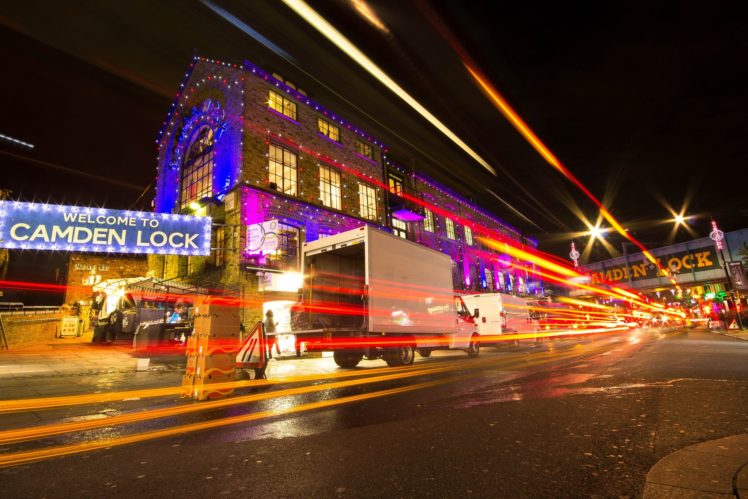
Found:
<box><xmin>180</xmin><ymin>125</ymin><xmax>214</xmax><ymax>209</ymax></box>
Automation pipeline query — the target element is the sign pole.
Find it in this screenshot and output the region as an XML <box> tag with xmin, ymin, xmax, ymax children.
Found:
<box><xmin>710</xmin><ymin>220</ymin><xmax>744</xmax><ymax>330</ymax></box>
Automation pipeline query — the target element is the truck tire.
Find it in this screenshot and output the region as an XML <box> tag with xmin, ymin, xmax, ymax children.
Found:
<box><xmin>384</xmin><ymin>344</ymin><xmax>415</xmax><ymax>367</ymax></box>
<box><xmin>466</xmin><ymin>333</ymin><xmax>480</xmax><ymax>357</ymax></box>
<box><xmin>333</xmin><ymin>349</ymin><xmax>364</xmax><ymax>368</ymax></box>
<box><xmin>417</xmin><ymin>348</ymin><xmax>432</xmax><ymax>358</ymax></box>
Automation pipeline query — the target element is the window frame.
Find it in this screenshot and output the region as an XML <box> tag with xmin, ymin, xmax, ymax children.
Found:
<box><xmin>268</xmin><ymin>143</ymin><xmax>298</xmax><ymax>196</ymax></box>
<box><xmin>358</xmin><ymin>182</ymin><xmax>378</xmax><ymax>221</ymax></box>
<box><xmin>268</xmin><ymin>89</ymin><xmax>297</xmax><ymax>121</ymax></box>
<box><xmin>355</xmin><ymin>139</ymin><xmax>374</xmax><ymax>160</ymax></box>
<box><xmin>180</xmin><ymin>125</ymin><xmax>215</xmax><ymax>210</ymax></box>
<box><xmin>464</xmin><ymin>225</ymin><xmax>474</xmax><ymax>245</ymax></box>
<box><xmin>319</xmin><ymin>164</ymin><xmax>342</xmax><ymax>210</ymax></box>
<box><xmin>423</xmin><ymin>208</ymin><xmax>435</xmax><ymax>233</ymax></box>
<box><xmin>392</xmin><ymin>218</ymin><xmax>407</xmax><ymax>239</ymax></box>
<box><xmin>388</xmin><ymin>174</ymin><xmax>403</xmax><ymax>196</ymax></box>
<box><xmin>445</xmin><ymin>218</ymin><xmax>457</xmax><ymax>240</ymax></box>
<box><xmin>317</xmin><ymin>118</ymin><xmax>341</xmax><ymax>142</ymax></box>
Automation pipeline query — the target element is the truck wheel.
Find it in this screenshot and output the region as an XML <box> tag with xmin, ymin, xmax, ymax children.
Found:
<box><xmin>417</xmin><ymin>348</ymin><xmax>432</xmax><ymax>358</ymax></box>
<box><xmin>384</xmin><ymin>344</ymin><xmax>415</xmax><ymax>367</ymax></box>
<box><xmin>333</xmin><ymin>350</ymin><xmax>364</xmax><ymax>368</ymax></box>
<box><xmin>466</xmin><ymin>333</ymin><xmax>480</xmax><ymax>357</ymax></box>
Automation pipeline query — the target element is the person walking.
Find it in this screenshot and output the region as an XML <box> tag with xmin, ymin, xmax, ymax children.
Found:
<box><xmin>265</xmin><ymin>309</ymin><xmax>281</xmax><ymax>358</ymax></box>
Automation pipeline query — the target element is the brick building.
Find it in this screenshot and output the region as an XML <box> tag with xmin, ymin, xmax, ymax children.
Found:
<box><xmin>150</xmin><ymin>56</ymin><xmax>542</xmax><ymax>327</ymax></box>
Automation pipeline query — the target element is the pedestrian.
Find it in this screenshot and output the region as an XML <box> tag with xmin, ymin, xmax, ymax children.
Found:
<box><xmin>265</xmin><ymin>309</ymin><xmax>281</xmax><ymax>358</ymax></box>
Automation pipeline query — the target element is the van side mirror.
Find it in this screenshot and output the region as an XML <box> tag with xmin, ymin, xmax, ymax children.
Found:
<box><xmin>473</xmin><ymin>308</ymin><xmax>480</xmax><ymax>319</ymax></box>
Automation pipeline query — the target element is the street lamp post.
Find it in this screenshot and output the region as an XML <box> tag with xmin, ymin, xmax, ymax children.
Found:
<box><xmin>709</xmin><ymin>220</ymin><xmax>744</xmax><ymax>330</ymax></box>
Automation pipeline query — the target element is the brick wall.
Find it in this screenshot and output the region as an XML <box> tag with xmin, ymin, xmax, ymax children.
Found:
<box><xmin>64</xmin><ymin>254</ymin><xmax>148</xmax><ymax>304</ymax></box>
<box><xmin>1</xmin><ymin>311</ymin><xmax>65</xmax><ymax>347</ymax></box>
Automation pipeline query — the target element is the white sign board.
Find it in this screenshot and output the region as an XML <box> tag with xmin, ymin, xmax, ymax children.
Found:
<box><xmin>247</xmin><ymin>220</ymin><xmax>279</xmax><ymax>255</ymax></box>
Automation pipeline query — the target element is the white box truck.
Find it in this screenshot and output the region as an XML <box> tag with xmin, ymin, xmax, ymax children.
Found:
<box><xmin>460</xmin><ymin>293</ymin><xmax>538</xmax><ymax>343</ymax></box>
<box><xmin>290</xmin><ymin>226</ymin><xmax>479</xmax><ymax>367</ymax></box>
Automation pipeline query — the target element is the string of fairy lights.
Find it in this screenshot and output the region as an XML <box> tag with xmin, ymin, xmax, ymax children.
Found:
<box><xmin>152</xmin><ymin>55</ymin><xmax>539</xmax><ymax>293</ymax></box>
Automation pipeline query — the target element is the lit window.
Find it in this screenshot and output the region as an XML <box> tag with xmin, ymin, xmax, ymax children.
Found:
<box><xmin>268</xmin><ymin>144</ymin><xmax>298</xmax><ymax>195</ymax></box>
<box><xmin>265</xmin><ymin>223</ymin><xmax>300</xmax><ymax>271</ymax></box>
<box><xmin>464</xmin><ymin>225</ymin><xmax>473</xmax><ymax>245</ymax></box>
<box><xmin>358</xmin><ymin>183</ymin><xmax>378</xmax><ymax>220</ymax></box>
<box><xmin>319</xmin><ymin>165</ymin><xmax>341</xmax><ymax>210</ymax></box>
<box><xmin>392</xmin><ymin>218</ymin><xmax>407</xmax><ymax>238</ymax></box>
<box><xmin>423</xmin><ymin>208</ymin><xmax>435</xmax><ymax>232</ymax></box>
<box><xmin>268</xmin><ymin>90</ymin><xmax>297</xmax><ymax>121</ymax></box>
<box><xmin>446</xmin><ymin>218</ymin><xmax>456</xmax><ymax>240</ymax></box>
<box><xmin>388</xmin><ymin>174</ymin><xmax>403</xmax><ymax>196</ymax></box>
<box><xmin>356</xmin><ymin>139</ymin><xmax>374</xmax><ymax>160</ymax></box>
<box><xmin>180</xmin><ymin>125</ymin><xmax>214</xmax><ymax>209</ymax></box>
<box><xmin>214</xmin><ymin>226</ymin><xmax>226</xmax><ymax>267</ymax></box>
<box><xmin>485</xmin><ymin>268</ymin><xmax>493</xmax><ymax>290</ymax></box>
<box><xmin>317</xmin><ymin>118</ymin><xmax>340</xmax><ymax>142</ymax></box>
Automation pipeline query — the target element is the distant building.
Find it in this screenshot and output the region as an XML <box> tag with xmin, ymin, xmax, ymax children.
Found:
<box><xmin>150</xmin><ymin>56</ymin><xmax>543</xmax><ymax>325</ymax></box>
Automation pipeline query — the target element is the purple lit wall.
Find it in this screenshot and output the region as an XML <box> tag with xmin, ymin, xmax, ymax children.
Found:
<box><xmin>155</xmin><ymin>61</ymin><xmax>244</xmax><ymax>213</ymax></box>
<box><xmin>240</xmin><ymin>186</ymin><xmax>383</xmax><ymax>260</ymax></box>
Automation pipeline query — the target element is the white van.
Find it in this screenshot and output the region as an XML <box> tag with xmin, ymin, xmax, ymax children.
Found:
<box><xmin>461</xmin><ymin>293</ymin><xmax>536</xmax><ymax>342</ymax></box>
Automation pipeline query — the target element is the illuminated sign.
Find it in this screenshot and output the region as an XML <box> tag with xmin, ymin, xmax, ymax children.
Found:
<box><xmin>0</xmin><ymin>201</ymin><xmax>211</xmax><ymax>256</ymax></box>
<box><xmin>588</xmin><ymin>247</ymin><xmax>720</xmax><ymax>284</ymax></box>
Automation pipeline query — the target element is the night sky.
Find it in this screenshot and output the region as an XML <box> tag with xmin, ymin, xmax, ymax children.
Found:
<box><xmin>1</xmin><ymin>1</ymin><xmax>746</xmax><ymax>265</ymax></box>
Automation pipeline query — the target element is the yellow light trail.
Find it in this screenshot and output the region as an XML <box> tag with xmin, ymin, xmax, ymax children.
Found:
<box><xmin>282</xmin><ymin>0</ymin><xmax>497</xmax><ymax>176</ymax></box>
<box><xmin>0</xmin><ymin>363</ymin><xmax>424</xmax><ymax>414</ymax></box>
<box><xmin>0</xmin><ymin>341</ymin><xmax>618</xmax><ymax>467</ymax></box>
<box><xmin>0</xmin><ymin>365</ymin><xmax>444</xmax><ymax>445</ymax></box>
<box><xmin>0</xmin><ymin>347</ymin><xmax>587</xmax><ymax>444</ymax></box>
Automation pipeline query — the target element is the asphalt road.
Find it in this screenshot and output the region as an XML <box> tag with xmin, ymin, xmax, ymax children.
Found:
<box><xmin>2</xmin><ymin>328</ymin><xmax>748</xmax><ymax>498</ymax></box>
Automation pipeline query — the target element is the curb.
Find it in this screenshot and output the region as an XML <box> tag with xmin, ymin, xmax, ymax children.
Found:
<box><xmin>643</xmin><ymin>434</ymin><xmax>748</xmax><ymax>498</ymax></box>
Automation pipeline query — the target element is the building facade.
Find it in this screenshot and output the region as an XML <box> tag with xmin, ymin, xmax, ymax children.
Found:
<box><xmin>150</xmin><ymin>56</ymin><xmax>542</xmax><ymax>326</ymax></box>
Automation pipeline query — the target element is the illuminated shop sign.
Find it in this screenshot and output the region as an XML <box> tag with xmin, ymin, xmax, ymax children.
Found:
<box><xmin>588</xmin><ymin>247</ymin><xmax>720</xmax><ymax>284</ymax></box>
<box><xmin>0</xmin><ymin>201</ymin><xmax>211</xmax><ymax>256</ymax></box>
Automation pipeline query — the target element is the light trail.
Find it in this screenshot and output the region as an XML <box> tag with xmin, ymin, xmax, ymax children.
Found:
<box><xmin>464</xmin><ymin>66</ymin><xmax>679</xmax><ymax>290</ymax></box>
<box><xmin>282</xmin><ymin>0</ymin><xmax>497</xmax><ymax>176</ymax></box>
<box><xmin>0</xmin><ymin>339</ymin><xmax>622</xmax><ymax>467</ymax></box>
<box><xmin>0</xmin><ymin>365</ymin><xmax>447</xmax><ymax>445</ymax></box>
<box><xmin>0</xmin><ymin>362</ymin><xmax>437</xmax><ymax>413</ymax></box>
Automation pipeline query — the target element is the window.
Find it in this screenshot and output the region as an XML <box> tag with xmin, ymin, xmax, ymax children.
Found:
<box><xmin>268</xmin><ymin>90</ymin><xmax>297</xmax><ymax>121</ymax></box>
<box><xmin>317</xmin><ymin>118</ymin><xmax>340</xmax><ymax>142</ymax></box>
<box><xmin>266</xmin><ymin>223</ymin><xmax>300</xmax><ymax>270</ymax></box>
<box><xmin>214</xmin><ymin>226</ymin><xmax>226</xmax><ymax>267</ymax></box>
<box><xmin>445</xmin><ymin>218</ymin><xmax>456</xmax><ymax>240</ymax></box>
<box><xmin>388</xmin><ymin>174</ymin><xmax>403</xmax><ymax>196</ymax></box>
<box><xmin>268</xmin><ymin>144</ymin><xmax>298</xmax><ymax>195</ymax></box>
<box><xmin>423</xmin><ymin>208</ymin><xmax>435</xmax><ymax>232</ymax></box>
<box><xmin>319</xmin><ymin>165</ymin><xmax>341</xmax><ymax>210</ymax></box>
<box><xmin>392</xmin><ymin>218</ymin><xmax>407</xmax><ymax>239</ymax></box>
<box><xmin>355</xmin><ymin>139</ymin><xmax>374</xmax><ymax>160</ymax></box>
<box><xmin>358</xmin><ymin>183</ymin><xmax>378</xmax><ymax>220</ymax></box>
<box><xmin>485</xmin><ymin>268</ymin><xmax>493</xmax><ymax>290</ymax></box>
<box><xmin>464</xmin><ymin>225</ymin><xmax>474</xmax><ymax>245</ymax></box>
<box><xmin>180</xmin><ymin>125</ymin><xmax>214</xmax><ymax>209</ymax></box>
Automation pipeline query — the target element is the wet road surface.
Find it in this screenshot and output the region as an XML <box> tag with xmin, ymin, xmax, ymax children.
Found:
<box><xmin>2</xmin><ymin>328</ymin><xmax>748</xmax><ymax>497</ymax></box>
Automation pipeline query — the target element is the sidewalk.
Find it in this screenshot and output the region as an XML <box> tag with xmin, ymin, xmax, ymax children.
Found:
<box><xmin>0</xmin><ymin>330</ymin><xmax>185</xmax><ymax>378</ymax></box>
<box><xmin>643</xmin><ymin>434</ymin><xmax>748</xmax><ymax>498</ymax></box>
